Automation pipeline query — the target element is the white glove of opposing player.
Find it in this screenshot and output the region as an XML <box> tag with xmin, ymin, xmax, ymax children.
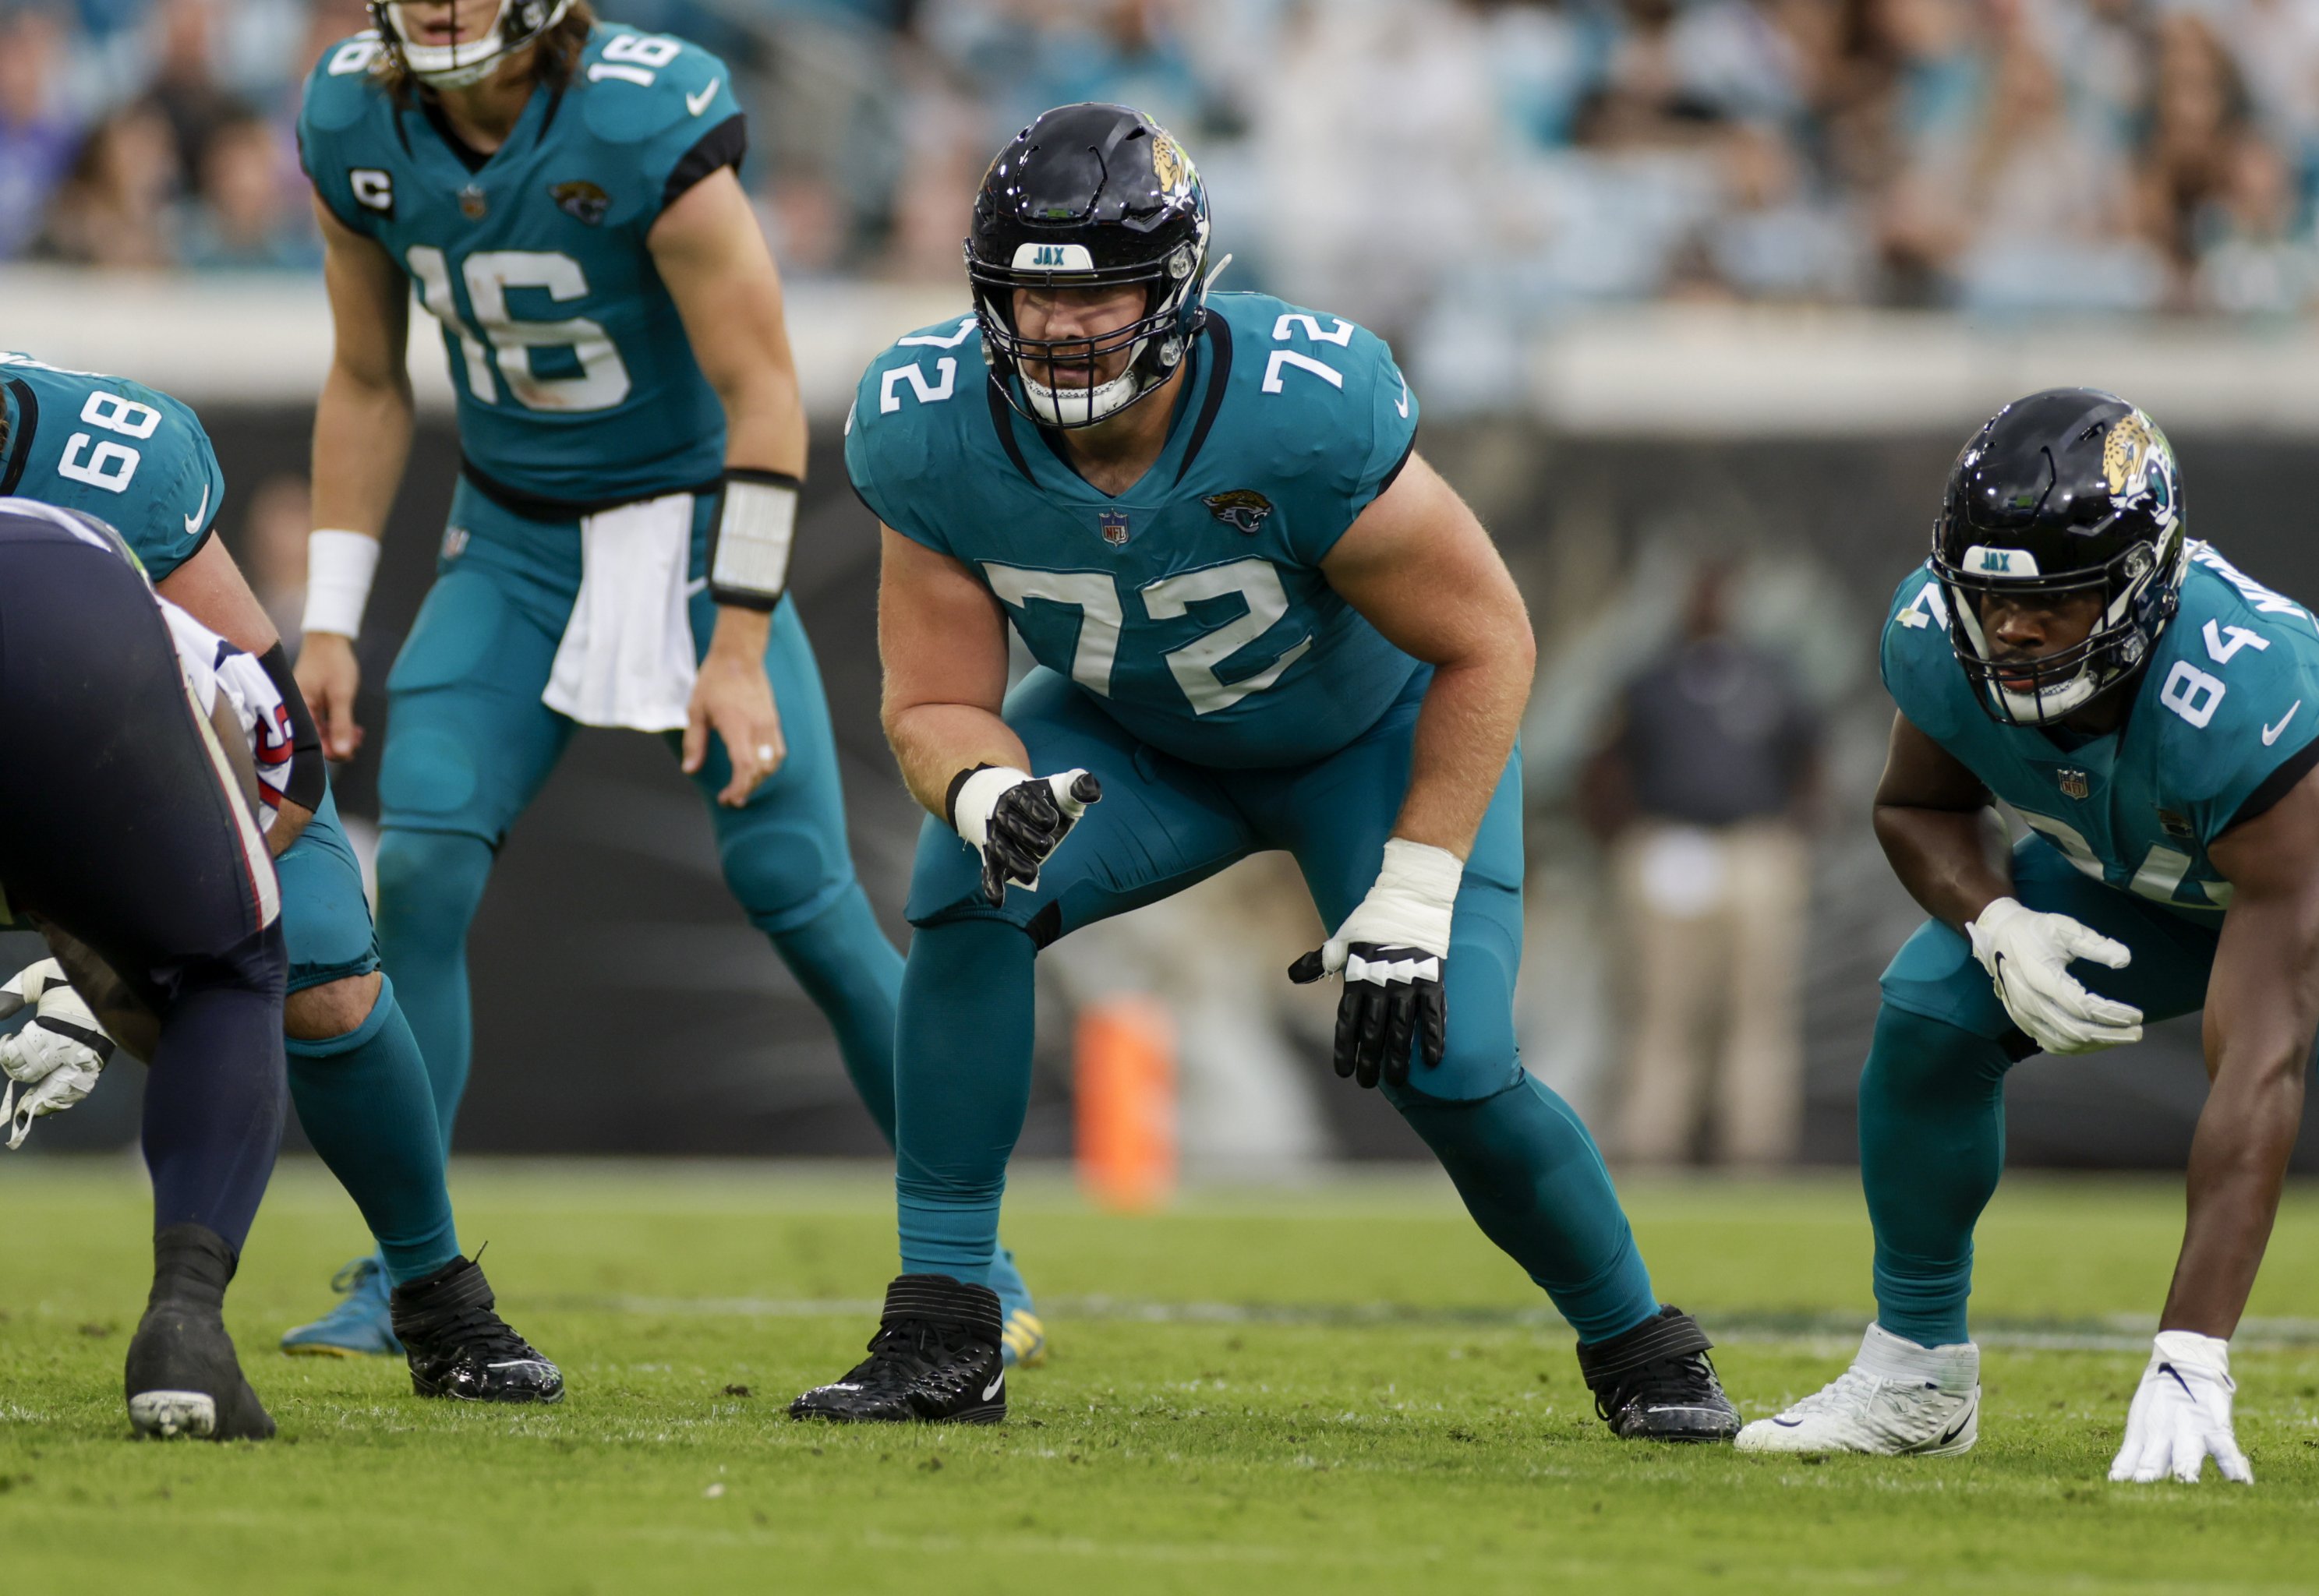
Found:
<box><xmin>1965</xmin><ymin>896</ymin><xmax>2144</xmax><ymax>1055</ymax></box>
<box><xmin>949</xmin><ymin>765</ymin><xmax>1102</xmax><ymax>906</ymax></box>
<box><xmin>0</xmin><ymin>959</ymin><xmax>117</xmax><ymax>1149</ymax></box>
<box><xmin>2109</xmin><ymin>1330</ymin><xmax>2253</xmax><ymax>1485</ymax></box>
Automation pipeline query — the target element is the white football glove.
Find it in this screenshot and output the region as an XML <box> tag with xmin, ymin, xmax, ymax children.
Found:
<box><xmin>1289</xmin><ymin>839</ymin><xmax>1462</xmax><ymax>1090</ymax></box>
<box><xmin>0</xmin><ymin>959</ymin><xmax>117</xmax><ymax>1149</ymax></box>
<box><xmin>950</xmin><ymin>765</ymin><xmax>1102</xmax><ymax>906</ymax></box>
<box><xmin>2109</xmin><ymin>1330</ymin><xmax>2253</xmax><ymax>1485</ymax></box>
<box><xmin>1966</xmin><ymin>896</ymin><xmax>2144</xmax><ymax>1055</ymax></box>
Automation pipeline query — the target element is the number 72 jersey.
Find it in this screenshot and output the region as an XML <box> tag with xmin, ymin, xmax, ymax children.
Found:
<box><xmin>1881</xmin><ymin>542</ymin><xmax>2319</xmax><ymax>919</ymax></box>
<box><xmin>297</xmin><ymin>24</ymin><xmax>744</xmax><ymax>507</ymax></box>
<box><xmin>848</xmin><ymin>291</ymin><xmax>1423</xmax><ymax>770</ymax></box>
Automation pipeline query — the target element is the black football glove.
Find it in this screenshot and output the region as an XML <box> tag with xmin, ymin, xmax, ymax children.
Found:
<box><xmin>948</xmin><ymin>765</ymin><xmax>1103</xmax><ymax>906</ymax></box>
<box><xmin>1289</xmin><ymin>839</ymin><xmax>1462</xmax><ymax>1090</ymax></box>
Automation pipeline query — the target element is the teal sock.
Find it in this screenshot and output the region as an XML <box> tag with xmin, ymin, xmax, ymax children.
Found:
<box><xmin>1397</xmin><ymin>1071</ymin><xmax>1660</xmax><ymax>1342</ymax></box>
<box><xmin>374</xmin><ymin>828</ymin><xmax>493</xmax><ymax>1156</ymax></box>
<box><xmin>765</xmin><ymin>886</ymin><xmax>903</xmax><ymax>1144</ymax></box>
<box><xmin>285</xmin><ymin>974</ymin><xmax>461</xmax><ymax>1285</ymax></box>
<box><xmin>1860</xmin><ymin>1004</ymin><xmax>2013</xmax><ymax>1347</ymax></box>
<box><xmin>893</xmin><ymin>918</ymin><xmax>1037</xmax><ymax>1284</ymax></box>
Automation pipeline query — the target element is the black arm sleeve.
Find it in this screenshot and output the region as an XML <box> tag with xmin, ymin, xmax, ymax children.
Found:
<box><xmin>257</xmin><ymin>643</ymin><xmax>327</xmax><ymax>812</ymax></box>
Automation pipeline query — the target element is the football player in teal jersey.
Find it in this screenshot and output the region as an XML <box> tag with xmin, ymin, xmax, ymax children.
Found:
<box><xmin>789</xmin><ymin>103</ymin><xmax>1741</xmax><ymax>1435</ymax></box>
<box><xmin>1737</xmin><ymin>390</ymin><xmax>2319</xmax><ymax>1483</ymax></box>
<box><xmin>292</xmin><ymin>1</ymin><xmax>1045</xmax><ymax>1365</ymax></box>
<box><xmin>0</xmin><ymin>351</ymin><xmax>560</xmax><ymax>1402</ymax></box>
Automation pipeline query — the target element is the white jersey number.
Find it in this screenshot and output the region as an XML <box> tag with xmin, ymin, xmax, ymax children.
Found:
<box><xmin>406</xmin><ymin>246</ymin><xmax>631</xmax><ymax>412</ymax></box>
<box><xmin>980</xmin><ymin>559</ymin><xmax>1313</xmax><ymax>713</ymax></box>
<box><xmin>55</xmin><ymin>390</ymin><xmax>164</xmax><ymax>494</ymax></box>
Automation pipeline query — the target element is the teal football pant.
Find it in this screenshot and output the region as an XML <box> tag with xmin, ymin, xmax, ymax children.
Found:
<box><xmin>371</xmin><ymin>483</ymin><xmax>901</xmax><ymax>1150</ymax></box>
<box><xmin>1865</xmin><ymin>834</ymin><xmax>2226</xmax><ymax>1347</ymax></box>
<box><xmin>277</xmin><ymin>787</ymin><xmax>461</xmax><ymax>1283</ymax></box>
<box><xmin>893</xmin><ymin>667</ymin><xmax>1663</xmax><ymax>1343</ymax></box>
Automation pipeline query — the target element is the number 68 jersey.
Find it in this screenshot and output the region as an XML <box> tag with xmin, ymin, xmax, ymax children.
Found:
<box><xmin>1881</xmin><ymin>542</ymin><xmax>2319</xmax><ymax>920</ymax></box>
<box><xmin>297</xmin><ymin>24</ymin><xmax>744</xmax><ymax>507</ymax></box>
<box><xmin>848</xmin><ymin>291</ymin><xmax>1423</xmax><ymax>770</ymax></box>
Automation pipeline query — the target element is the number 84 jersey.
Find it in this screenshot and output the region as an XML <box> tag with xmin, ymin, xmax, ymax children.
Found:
<box><xmin>848</xmin><ymin>291</ymin><xmax>1423</xmax><ymax>770</ymax></box>
<box><xmin>297</xmin><ymin>24</ymin><xmax>744</xmax><ymax>507</ymax></box>
<box><xmin>1881</xmin><ymin>542</ymin><xmax>2319</xmax><ymax>920</ymax></box>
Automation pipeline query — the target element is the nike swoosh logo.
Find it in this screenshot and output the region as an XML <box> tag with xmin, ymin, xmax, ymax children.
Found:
<box><xmin>1395</xmin><ymin>374</ymin><xmax>1410</xmax><ymax>419</ymax></box>
<box><xmin>2264</xmin><ymin>701</ymin><xmax>2301</xmax><ymax>745</ymax></box>
<box><xmin>184</xmin><ymin>482</ymin><xmax>209</xmax><ymax>535</ymax></box>
<box><xmin>1933</xmin><ymin>1407</ymin><xmax>1973</xmax><ymax>1447</ymax></box>
<box><xmin>686</xmin><ymin>79</ymin><xmax>718</xmax><ymax>116</ymax></box>
<box><xmin>981</xmin><ymin>1372</ymin><xmax>1004</xmax><ymax>1401</ymax></box>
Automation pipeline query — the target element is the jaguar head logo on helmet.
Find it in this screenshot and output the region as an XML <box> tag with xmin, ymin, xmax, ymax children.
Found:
<box><xmin>1933</xmin><ymin>388</ymin><xmax>2189</xmax><ymax>728</ymax></box>
<box><xmin>963</xmin><ymin>103</ymin><xmax>1213</xmax><ymax>430</ymax></box>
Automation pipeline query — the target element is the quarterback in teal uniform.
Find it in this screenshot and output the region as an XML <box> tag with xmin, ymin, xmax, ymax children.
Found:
<box><xmin>0</xmin><ymin>351</ymin><xmax>560</xmax><ymax>1402</ymax></box>
<box><xmin>790</xmin><ymin>103</ymin><xmax>1740</xmax><ymax>1435</ymax></box>
<box><xmin>1739</xmin><ymin>390</ymin><xmax>2319</xmax><ymax>1484</ymax></box>
<box><xmin>292</xmin><ymin>0</ymin><xmax>1044</xmax><ymax>1363</ymax></box>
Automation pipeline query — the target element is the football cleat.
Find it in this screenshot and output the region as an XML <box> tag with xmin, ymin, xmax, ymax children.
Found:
<box><xmin>125</xmin><ymin>1223</ymin><xmax>274</xmax><ymax>1442</ymax></box>
<box><xmin>989</xmin><ymin>1246</ymin><xmax>1047</xmax><ymax>1368</ymax></box>
<box><xmin>790</xmin><ymin>1274</ymin><xmax>1007</xmax><ymax>1424</ymax></box>
<box><xmin>1736</xmin><ymin>1322</ymin><xmax>1979</xmax><ymax>1457</ymax></box>
<box><xmin>280</xmin><ymin>1254</ymin><xmax>403</xmax><ymax>1358</ymax></box>
<box><xmin>1577</xmin><ymin>1305</ymin><xmax>1742</xmax><ymax>1442</ymax></box>
<box><xmin>389</xmin><ymin>1255</ymin><xmax>564</xmax><ymax>1404</ymax></box>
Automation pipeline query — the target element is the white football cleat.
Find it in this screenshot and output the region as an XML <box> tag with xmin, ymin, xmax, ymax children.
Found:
<box><xmin>1737</xmin><ymin>1322</ymin><xmax>1980</xmax><ymax>1457</ymax></box>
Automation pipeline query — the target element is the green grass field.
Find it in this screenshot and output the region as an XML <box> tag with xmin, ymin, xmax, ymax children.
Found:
<box><xmin>5</xmin><ymin>1160</ymin><xmax>2319</xmax><ymax>1594</ymax></box>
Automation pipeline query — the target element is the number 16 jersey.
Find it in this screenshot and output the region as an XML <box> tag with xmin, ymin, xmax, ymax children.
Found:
<box><xmin>848</xmin><ymin>291</ymin><xmax>1423</xmax><ymax>770</ymax></box>
<box><xmin>297</xmin><ymin>24</ymin><xmax>744</xmax><ymax>508</ymax></box>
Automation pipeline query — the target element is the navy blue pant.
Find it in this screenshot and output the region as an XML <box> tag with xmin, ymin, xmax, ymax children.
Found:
<box><xmin>0</xmin><ymin>510</ymin><xmax>285</xmax><ymax>1252</ymax></box>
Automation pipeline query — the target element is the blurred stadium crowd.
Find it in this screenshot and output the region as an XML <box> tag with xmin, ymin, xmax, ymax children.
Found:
<box><xmin>5</xmin><ymin>0</ymin><xmax>2317</xmax><ymax>323</ymax></box>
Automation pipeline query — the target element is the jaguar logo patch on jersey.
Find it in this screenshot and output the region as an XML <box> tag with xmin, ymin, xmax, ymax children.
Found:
<box><xmin>2057</xmin><ymin>768</ymin><xmax>2090</xmax><ymax>800</ymax></box>
<box><xmin>552</xmin><ymin>180</ymin><xmax>610</xmax><ymax>225</ymax></box>
<box><xmin>458</xmin><ymin>184</ymin><xmax>488</xmax><ymax>220</ymax></box>
<box><xmin>1203</xmin><ymin>489</ymin><xmax>1274</xmax><ymax>535</ymax></box>
<box><xmin>1099</xmin><ymin>510</ymin><xmax>1130</xmax><ymax>546</ymax></box>
<box><xmin>2158</xmin><ymin>808</ymin><xmax>2194</xmax><ymax>840</ymax></box>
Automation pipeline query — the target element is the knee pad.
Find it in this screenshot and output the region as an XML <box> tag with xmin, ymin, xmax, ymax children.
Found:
<box><xmin>718</xmin><ymin>811</ymin><xmax>848</xmax><ymax>934</ymax></box>
<box><xmin>374</xmin><ymin>830</ymin><xmax>493</xmax><ymax>946</ymax></box>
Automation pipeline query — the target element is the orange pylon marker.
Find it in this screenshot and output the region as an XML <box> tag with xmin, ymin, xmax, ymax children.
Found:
<box><xmin>1073</xmin><ymin>995</ymin><xmax>1178</xmax><ymax>1213</ymax></box>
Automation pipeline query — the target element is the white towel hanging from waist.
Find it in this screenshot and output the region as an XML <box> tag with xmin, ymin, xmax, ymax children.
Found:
<box><xmin>542</xmin><ymin>491</ymin><xmax>700</xmax><ymax>732</ymax></box>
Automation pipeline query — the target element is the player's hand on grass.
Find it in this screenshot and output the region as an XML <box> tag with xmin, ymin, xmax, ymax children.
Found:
<box><xmin>1966</xmin><ymin>896</ymin><xmax>2144</xmax><ymax>1056</ymax></box>
<box><xmin>949</xmin><ymin>766</ymin><xmax>1100</xmax><ymax>906</ymax></box>
<box><xmin>295</xmin><ymin>630</ymin><xmax>365</xmax><ymax>761</ymax></box>
<box><xmin>1290</xmin><ymin>839</ymin><xmax>1459</xmax><ymax>1090</ymax></box>
<box><xmin>2109</xmin><ymin>1331</ymin><xmax>2252</xmax><ymax>1485</ymax></box>
<box><xmin>685</xmin><ymin>627</ymin><xmax>787</xmax><ymax>808</ymax></box>
<box><xmin>0</xmin><ymin>960</ymin><xmax>115</xmax><ymax>1149</ymax></box>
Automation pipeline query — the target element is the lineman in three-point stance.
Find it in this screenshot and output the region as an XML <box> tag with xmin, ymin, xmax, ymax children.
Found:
<box><xmin>1740</xmin><ymin>390</ymin><xmax>2319</xmax><ymax>1485</ymax></box>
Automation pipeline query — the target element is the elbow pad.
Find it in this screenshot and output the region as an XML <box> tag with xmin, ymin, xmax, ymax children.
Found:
<box><xmin>257</xmin><ymin>643</ymin><xmax>327</xmax><ymax>812</ymax></box>
<box><xmin>706</xmin><ymin>468</ymin><xmax>800</xmax><ymax>612</ymax></box>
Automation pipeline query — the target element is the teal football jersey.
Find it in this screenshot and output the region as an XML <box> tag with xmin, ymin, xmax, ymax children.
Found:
<box><xmin>1881</xmin><ymin>543</ymin><xmax>2319</xmax><ymax>920</ymax></box>
<box><xmin>847</xmin><ymin>292</ymin><xmax>1422</xmax><ymax>769</ymax></box>
<box><xmin>297</xmin><ymin>25</ymin><xmax>744</xmax><ymax>506</ymax></box>
<box><xmin>0</xmin><ymin>351</ymin><xmax>223</xmax><ymax>581</ymax></box>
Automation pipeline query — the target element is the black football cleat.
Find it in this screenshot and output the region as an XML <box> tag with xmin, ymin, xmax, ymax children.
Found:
<box><xmin>790</xmin><ymin>1274</ymin><xmax>1007</xmax><ymax>1425</ymax></box>
<box><xmin>390</xmin><ymin>1255</ymin><xmax>564</xmax><ymax>1404</ymax></box>
<box><xmin>124</xmin><ymin>1223</ymin><xmax>275</xmax><ymax>1441</ymax></box>
<box><xmin>1577</xmin><ymin>1305</ymin><xmax>1742</xmax><ymax>1442</ymax></box>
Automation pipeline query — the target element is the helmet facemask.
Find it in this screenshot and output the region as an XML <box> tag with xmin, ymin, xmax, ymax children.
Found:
<box><xmin>370</xmin><ymin>0</ymin><xmax>571</xmax><ymax>90</ymax></box>
<box><xmin>1936</xmin><ymin>531</ymin><xmax>2183</xmax><ymax>727</ymax></box>
<box><xmin>968</xmin><ymin>229</ymin><xmax>1207</xmax><ymax>429</ymax></box>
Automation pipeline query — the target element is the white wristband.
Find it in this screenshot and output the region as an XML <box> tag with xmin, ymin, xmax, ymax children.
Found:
<box><xmin>952</xmin><ymin>765</ymin><xmax>1031</xmax><ymax>849</ymax></box>
<box><xmin>302</xmin><ymin>529</ymin><xmax>381</xmax><ymax>641</ymax></box>
<box><xmin>708</xmin><ymin>473</ymin><xmax>799</xmax><ymax>607</ymax></box>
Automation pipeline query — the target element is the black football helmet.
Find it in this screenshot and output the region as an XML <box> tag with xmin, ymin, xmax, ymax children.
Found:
<box><xmin>966</xmin><ymin>103</ymin><xmax>1211</xmax><ymax>429</ymax></box>
<box><xmin>1933</xmin><ymin>388</ymin><xmax>2187</xmax><ymax>726</ymax></box>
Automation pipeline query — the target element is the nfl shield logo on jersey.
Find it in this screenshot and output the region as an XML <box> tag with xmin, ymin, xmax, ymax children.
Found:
<box><xmin>2057</xmin><ymin>768</ymin><xmax>2090</xmax><ymax>800</ymax></box>
<box><xmin>1099</xmin><ymin>510</ymin><xmax>1130</xmax><ymax>546</ymax></box>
